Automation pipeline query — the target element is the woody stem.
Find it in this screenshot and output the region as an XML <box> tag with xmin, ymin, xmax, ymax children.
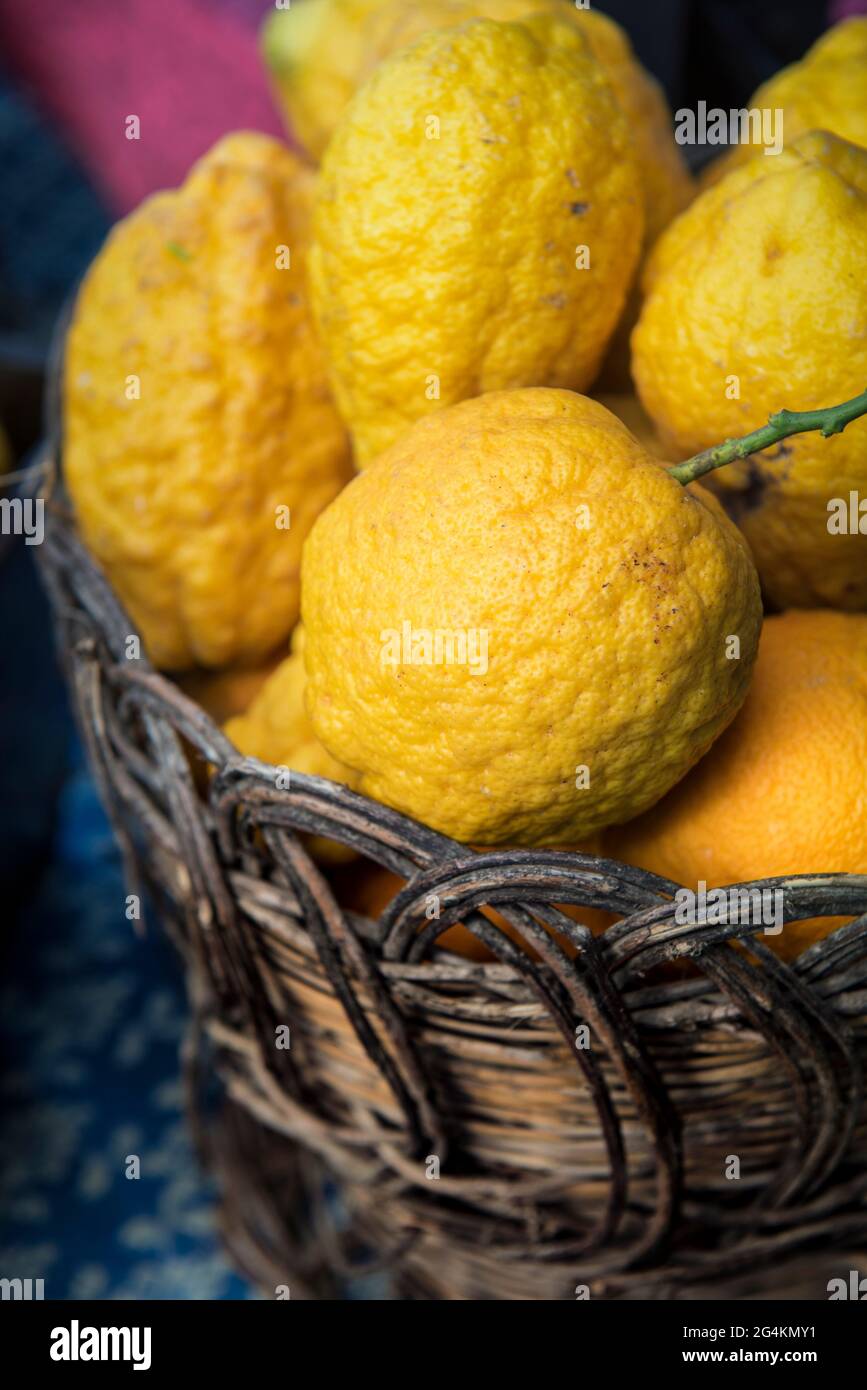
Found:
<box><xmin>668</xmin><ymin>386</ymin><xmax>867</xmax><ymax>486</ymax></box>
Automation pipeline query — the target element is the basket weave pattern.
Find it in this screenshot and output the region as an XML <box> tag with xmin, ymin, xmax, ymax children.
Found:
<box><xmin>38</xmin><ymin>472</ymin><xmax>867</xmax><ymax>1300</ymax></box>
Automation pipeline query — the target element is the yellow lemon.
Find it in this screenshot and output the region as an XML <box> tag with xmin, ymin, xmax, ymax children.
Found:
<box><xmin>176</xmin><ymin>658</ymin><xmax>283</xmax><ymax>728</ymax></box>
<box><xmin>608</xmin><ymin>611</ymin><xmax>867</xmax><ymax>962</ymax></box>
<box><xmin>633</xmin><ymin>131</ymin><xmax>867</xmax><ymax>611</ymax></box>
<box><xmin>701</xmin><ymin>18</ymin><xmax>867</xmax><ymax>188</ymax></box>
<box><xmin>301</xmin><ymin>389</ymin><xmax>762</xmax><ymax>847</ymax></box>
<box><xmin>265</xmin><ymin>0</ymin><xmax>692</xmax><ymax>401</ymax></box>
<box><xmin>592</xmin><ymin>392</ymin><xmax>668</xmax><ymax>461</ymax></box>
<box><xmin>263</xmin><ymin>0</ymin><xmax>691</xmax><ymax>247</ymax></box>
<box><xmin>225</xmin><ymin>626</ymin><xmax>360</xmax><ymax>864</ymax></box>
<box><xmin>225</xmin><ymin>626</ymin><xmax>359</xmax><ymax>788</ymax></box>
<box><xmin>262</xmin><ymin>0</ymin><xmax>381</xmax><ymax>160</ymax></box>
<box><xmin>65</xmin><ymin>133</ymin><xmax>353</xmax><ymax>670</ymax></box>
<box><xmin>309</xmin><ymin>16</ymin><xmax>644</xmax><ymax>465</ymax></box>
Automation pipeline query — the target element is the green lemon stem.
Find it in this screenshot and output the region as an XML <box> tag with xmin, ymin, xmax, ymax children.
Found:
<box><xmin>668</xmin><ymin>386</ymin><xmax>867</xmax><ymax>486</ymax></box>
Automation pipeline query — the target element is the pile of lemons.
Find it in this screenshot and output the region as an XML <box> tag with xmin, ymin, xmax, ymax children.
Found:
<box><xmin>64</xmin><ymin>4</ymin><xmax>867</xmax><ymax>961</ymax></box>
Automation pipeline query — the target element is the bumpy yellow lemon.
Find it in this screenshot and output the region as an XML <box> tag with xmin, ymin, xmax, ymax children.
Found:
<box><xmin>592</xmin><ymin>392</ymin><xmax>667</xmax><ymax>461</ymax></box>
<box><xmin>176</xmin><ymin>658</ymin><xmax>282</xmax><ymax>728</ymax></box>
<box><xmin>608</xmin><ymin>611</ymin><xmax>867</xmax><ymax>961</ymax></box>
<box><xmin>309</xmin><ymin>16</ymin><xmax>644</xmax><ymax>465</ymax></box>
<box><xmin>301</xmin><ymin>389</ymin><xmax>762</xmax><ymax>847</ymax></box>
<box><xmin>225</xmin><ymin>625</ymin><xmax>360</xmax><ymax>863</ymax></box>
<box><xmin>268</xmin><ymin>0</ymin><xmax>691</xmax><ymax>401</ymax></box>
<box><xmin>263</xmin><ymin>0</ymin><xmax>382</xmax><ymax>159</ymax></box>
<box><xmin>225</xmin><ymin>626</ymin><xmax>359</xmax><ymax>789</ymax></box>
<box><xmin>264</xmin><ymin>0</ymin><xmax>691</xmax><ymax>246</ymax></box>
<box><xmin>701</xmin><ymin>18</ymin><xmax>867</xmax><ymax>188</ymax></box>
<box><xmin>65</xmin><ymin>133</ymin><xmax>353</xmax><ymax>670</ymax></box>
<box><xmin>633</xmin><ymin>131</ymin><xmax>867</xmax><ymax>611</ymax></box>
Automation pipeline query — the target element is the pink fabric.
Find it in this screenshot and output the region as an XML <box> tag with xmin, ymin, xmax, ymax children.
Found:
<box><xmin>2</xmin><ymin>0</ymin><xmax>863</xmax><ymax>214</ymax></box>
<box><xmin>0</xmin><ymin>0</ymin><xmax>287</xmax><ymax>214</ymax></box>
<box><xmin>830</xmin><ymin>0</ymin><xmax>867</xmax><ymax>19</ymax></box>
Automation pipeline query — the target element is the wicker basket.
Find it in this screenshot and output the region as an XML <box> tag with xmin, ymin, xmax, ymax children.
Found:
<box><xmin>34</xmin><ymin>447</ymin><xmax>867</xmax><ymax>1300</ymax></box>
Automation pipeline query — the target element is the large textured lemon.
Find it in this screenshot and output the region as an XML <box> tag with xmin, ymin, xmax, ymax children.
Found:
<box><xmin>701</xmin><ymin>18</ymin><xmax>867</xmax><ymax>188</ymax></box>
<box><xmin>225</xmin><ymin>625</ymin><xmax>360</xmax><ymax>864</ymax></box>
<box><xmin>309</xmin><ymin>16</ymin><xmax>644</xmax><ymax>465</ymax></box>
<box><xmin>65</xmin><ymin>133</ymin><xmax>352</xmax><ymax>670</ymax></box>
<box><xmin>264</xmin><ymin>0</ymin><xmax>691</xmax><ymax>246</ymax></box>
<box><xmin>608</xmin><ymin>611</ymin><xmax>867</xmax><ymax>962</ymax></box>
<box><xmin>592</xmin><ymin>392</ymin><xmax>667</xmax><ymax>461</ymax></box>
<box><xmin>301</xmin><ymin>389</ymin><xmax>762</xmax><ymax>846</ymax></box>
<box><xmin>225</xmin><ymin>626</ymin><xmax>358</xmax><ymax>790</ymax></box>
<box><xmin>633</xmin><ymin>131</ymin><xmax>867</xmax><ymax>611</ymax></box>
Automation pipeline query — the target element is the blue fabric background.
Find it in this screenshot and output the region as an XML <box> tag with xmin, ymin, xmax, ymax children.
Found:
<box><xmin>0</xmin><ymin>669</ymin><xmax>256</xmax><ymax>1300</ymax></box>
<box><xmin>0</xmin><ymin>76</ymin><xmax>255</xmax><ymax>1297</ymax></box>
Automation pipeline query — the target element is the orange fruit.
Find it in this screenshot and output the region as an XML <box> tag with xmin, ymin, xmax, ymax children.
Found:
<box><xmin>607</xmin><ymin>611</ymin><xmax>867</xmax><ymax>961</ymax></box>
